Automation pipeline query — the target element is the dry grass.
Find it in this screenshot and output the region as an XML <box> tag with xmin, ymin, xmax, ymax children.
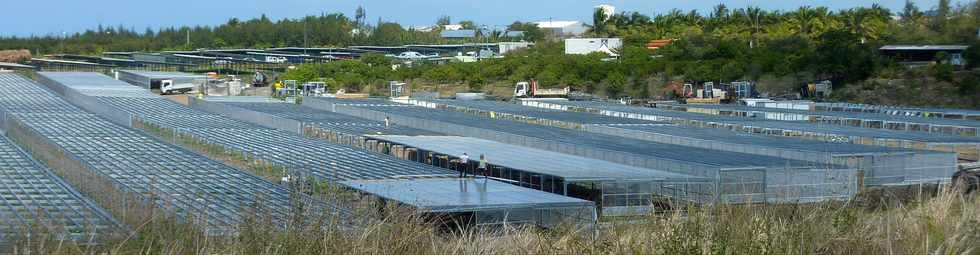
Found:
<box><xmin>6</xmin><ymin>186</ymin><xmax>978</xmax><ymax>255</ymax></box>
<box><xmin>0</xmin><ymin>49</ymin><xmax>30</xmax><ymax>63</ymax></box>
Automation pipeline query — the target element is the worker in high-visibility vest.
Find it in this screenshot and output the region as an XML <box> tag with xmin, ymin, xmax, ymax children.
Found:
<box><xmin>273</xmin><ymin>81</ymin><xmax>283</xmax><ymax>96</ymax></box>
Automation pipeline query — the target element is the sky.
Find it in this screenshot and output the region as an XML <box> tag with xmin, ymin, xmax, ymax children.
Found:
<box><xmin>0</xmin><ymin>0</ymin><xmax>970</xmax><ymax>37</ymax></box>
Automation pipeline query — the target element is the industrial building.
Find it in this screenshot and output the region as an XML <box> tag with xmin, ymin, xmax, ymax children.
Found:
<box><xmin>116</xmin><ymin>70</ymin><xmax>205</xmax><ymax>91</ymax></box>
<box><xmin>534</xmin><ymin>20</ymin><xmax>588</xmax><ymax>37</ymax></box>
<box><xmin>565</xmin><ymin>38</ymin><xmax>622</xmax><ymax>56</ymax></box>
<box><xmin>879</xmin><ymin>45</ymin><xmax>969</xmax><ymax>67</ymax></box>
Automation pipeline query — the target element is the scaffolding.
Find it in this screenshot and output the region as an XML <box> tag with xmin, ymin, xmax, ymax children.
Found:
<box><xmin>521</xmin><ymin>100</ymin><xmax>980</xmax><ymax>162</ymax></box>
<box><xmin>35</xmin><ymin>72</ymin><xmax>596</xmax><ymax>229</ymax></box>
<box><xmin>305</xmin><ymin>97</ymin><xmax>860</xmax><ymax>204</ymax></box>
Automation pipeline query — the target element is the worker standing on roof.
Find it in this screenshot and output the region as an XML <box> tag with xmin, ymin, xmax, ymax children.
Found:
<box><xmin>478</xmin><ymin>154</ymin><xmax>488</xmax><ymax>178</ymax></box>
<box><xmin>459</xmin><ymin>152</ymin><xmax>470</xmax><ymax>178</ymax></box>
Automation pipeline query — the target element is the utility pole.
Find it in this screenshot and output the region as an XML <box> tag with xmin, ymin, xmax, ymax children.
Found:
<box><xmin>186</xmin><ymin>30</ymin><xmax>190</xmax><ymax>47</ymax></box>
<box><xmin>304</xmin><ymin>20</ymin><xmax>309</xmax><ymax>55</ymax></box>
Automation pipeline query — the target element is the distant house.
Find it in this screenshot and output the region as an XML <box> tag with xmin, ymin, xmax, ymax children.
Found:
<box><xmin>646</xmin><ymin>39</ymin><xmax>674</xmax><ymax>51</ymax></box>
<box><xmin>565</xmin><ymin>38</ymin><xmax>622</xmax><ymax>57</ymax></box>
<box><xmin>441</xmin><ymin>29</ymin><xmax>477</xmax><ymax>39</ymax></box>
<box><xmin>498</xmin><ymin>42</ymin><xmax>533</xmax><ymax>55</ymax></box>
<box><xmin>534</xmin><ymin>20</ymin><xmax>587</xmax><ymax>38</ymax></box>
<box><xmin>409</xmin><ymin>26</ymin><xmax>434</xmax><ymax>32</ymax></box>
<box><xmin>879</xmin><ymin>45</ymin><xmax>969</xmax><ymax>67</ymax></box>
<box><xmin>443</xmin><ymin>24</ymin><xmax>464</xmax><ymax>31</ymax></box>
<box><xmin>503</xmin><ymin>31</ymin><xmax>525</xmax><ymax>38</ymax></box>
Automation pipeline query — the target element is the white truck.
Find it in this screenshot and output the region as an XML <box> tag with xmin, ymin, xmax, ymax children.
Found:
<box><xmin>514</xmin><ymin>80</ymin><xmax>570</xmax><ymax>98</ymax></box>
<box><xmin>265</xmin><ymin>56</ymin><xmax>288</xmax><ymax>63</ymax></box>
<box><xmin>158</xmin><ymin>79</ymin><xmax>196</xmax><ymax>95</ymax></box>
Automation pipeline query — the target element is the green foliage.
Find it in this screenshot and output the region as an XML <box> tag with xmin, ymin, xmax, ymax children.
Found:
<box><xmin>965</xmin><ymin>43</ymin><xmax>980</xmax><ymax>69</ymax></box>
<box><xmin>957</xmin><ymin>72</ymin><xmax>979</xmax><ymax>95</ymax></box>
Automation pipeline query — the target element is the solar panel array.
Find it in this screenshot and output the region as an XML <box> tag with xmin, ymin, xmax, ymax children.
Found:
<box><xmin>310</xmin><ymin>98</ymin><xmax>860</xmax><ymax>203</ymax></box>
<box><xmin>521</xmin><ymin>100</ymin><xmax>980</xmax><ymax>161</ymax></box>
<box><xmin>658</xmin><ymin>102</ymin><xmax>980</xmax><ymax>137</ymax></box>
<box><xmin>38</xmin><ymin>73</ymin><xmax>596</xmax><ymax>219</ymax></box>
<box><xmin>423</xmin><ymin>99</ymin><xmax>663</xmax><ymax>125</ymax></box>
<box><xmin>523</xmin><ymin>100</ymin><xmax>980</xmax><ymax>144</ymax></box>
<box><xmin>335</xmin><ymin>100</ymin><xmax>819</xmax><ymax>169</ymax></box>
<box><xmin>0</xmin><ymin>134</ymin><xmax>117</xmax><ymax>243</ymax></box>
<box><xmin>20</xmin><ymin>72</ymin><xmax>348</xmax><ymax>234</ymax></box>
<box><xmin>224</xmin><ymin>101</ymin><xmax>441</xmax><ymax>136</ymax></box>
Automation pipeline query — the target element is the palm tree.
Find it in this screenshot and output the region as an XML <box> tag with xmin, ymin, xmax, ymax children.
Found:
<box><xmin>741</xmin><ymin>7</ymin><xmax>765</xmax><ymax>48</ymax></box>
<box><xmin>592</xmin><ymin>8</ymin><xmax>609</xmax><ymax>37</ymax></box>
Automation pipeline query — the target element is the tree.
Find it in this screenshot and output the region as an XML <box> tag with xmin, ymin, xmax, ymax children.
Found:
<box><xmin>360</xmin><ymin>53</ymin><xmax>389</xmax><ymax>67</ymax></box>
<box><xmin>507</xmin><ymin>21</ymin><xmax>544</xmax><ymax>42</ymax></box>
<box><xmin>901</xmin><ymin>0</ymin><xmax>922</xmax><ymax>23</ymax></box>
<box><xmin>459</xmin><ymin>20</ymin><xmax>476</xmax><ymax>30</ymax></box>
<box><xmin>934</xmin><ymin>0</ymin><xmax>952</xmax><ymax>32</ymax></box>
<box><xmin>436</xmin><ymin>16</ymin><xmax>451</xmax><ymax>27</ymax></box>
<box><xmin>813</xmin><ymin>29</ymin><xmax>876</xmax><ymax>84</ymax></box>
<box><xmin>965</xmin><ymin>43</ymin><xmax>980</xmax><ymax>69</ymax></box>
<box><xmin>592</xmin><ymin>8</ymin><xmax>609</xmax><ymax>37</ymax></box>
<box><xmin>604</xmin><ymin>72</ymin><xmax>627</xmax><ymax>97</ymax></box>
<box><xmin>355</xmin><ymin>6</ymin><xmax>367</xmax><ymax>30</ymax></box>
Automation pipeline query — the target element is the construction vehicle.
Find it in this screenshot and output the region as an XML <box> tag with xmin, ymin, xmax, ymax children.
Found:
<box><xmin>514</xmin><ymin>80</ymin><xmax>570</xmax><ymax>98</ymax></box>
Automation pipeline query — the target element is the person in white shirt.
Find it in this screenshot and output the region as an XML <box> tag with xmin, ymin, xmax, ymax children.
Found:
<box><xmin>459</xmin><ymin>153</ymin><xmax>470</xmax><ymax>178</ymax></box>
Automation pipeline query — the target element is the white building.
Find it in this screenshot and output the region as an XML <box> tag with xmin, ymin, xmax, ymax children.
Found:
<box><xmin>564</xmin><ymin>38</ymin><xmax>622</xmax><ymax>57</ymax></box>
<box><xmin>498</xmin><ymin>42</ymin><xmax>533</xmax><ymax>55</ymax></box>
<box><xmin>595</xmin><ymin>4</ymin><xmax>616</xmax><ymax>21</ymax></box>
<box><xmin>443</xmin><ymin>24</ymin><xmax>464</xmax><ymax>31</ymax></box>
<box><xmin>409</xmin><ymin>26</ymin><xmax>435</xmax><ymax>32</ymax></box>
<box><xmin>534</xmin><ymin>20</ymin><xmax>588</xmax><ymax>37</ymax></box>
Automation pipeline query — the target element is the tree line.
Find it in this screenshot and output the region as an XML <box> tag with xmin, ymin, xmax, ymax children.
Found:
<box><xmin>282</xmin><ymin>1</ymin><xmax>980</xmax><ymax>100</ymax></box>
<box><xmin>0</xmin><ymin>7</ymin><xmax>541</xmax><ymax>55</ymax></box>
<box><xmin>4</xmin><ymin>1</ymin><xmax>980</xmax><ymax>103</ymax></box>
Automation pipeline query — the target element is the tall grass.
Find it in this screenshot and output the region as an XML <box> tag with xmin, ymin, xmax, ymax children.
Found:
<box><xmin>8</xmin><ymin>186</ymin><xmax>978</xmax><ymax>254</ymax></box>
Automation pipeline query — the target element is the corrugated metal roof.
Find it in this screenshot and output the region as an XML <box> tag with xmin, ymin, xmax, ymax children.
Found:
<box><xmin>342</xmin><ymin>178</ymin><xmax>593</xmax><ymax>212</ymax></box>
<box><xmin>880</xmin><ymin>45</ymin><xmax>969</xmax><ymax>51</ymax></box>
<box><xmin>441</xmin><ymin>29</ymin><xmax>477</xmax><ymax>38</ymax></box>
<box><xmin>534</xmin><ymin>20</ymin><xmax>582</xmax><ymax>28</ymax></box>
<box><xmin>369</xmin><ymin>135</ymin><xmax>699</xmax><ymax>182</ymax></box>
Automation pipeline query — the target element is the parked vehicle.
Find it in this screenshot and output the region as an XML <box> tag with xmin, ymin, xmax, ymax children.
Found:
<box><xmin>158</xmin><ymin>79</ymin><xmax>195</xmax><ymax>94</ymax></box>
<box><xmin>514</xmin><ymin>80</ymin><xmax>569</xmax><ymax>98</ymax></box>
